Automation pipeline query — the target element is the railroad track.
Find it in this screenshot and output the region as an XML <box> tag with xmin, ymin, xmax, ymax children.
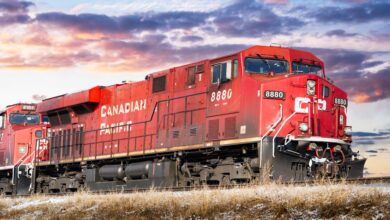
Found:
<box><xmin>344</xmin><ymin>176</ymin><xmax>390</xmax><ymax>184</ymax></box>
<box><xmin>8</xmin><ymin>176</ymin><xmax>390</xmax><ymax>198</ymax></box>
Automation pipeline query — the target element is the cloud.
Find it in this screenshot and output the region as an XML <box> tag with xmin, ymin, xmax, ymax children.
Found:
<box><xmin>0</xmin><ymin>51</ymin><xmax>101</xmax><ymax>69</ymax></box>
<box><xmin>35</xmin><ymin>11</ymin><xmax>209</xmax><ymax>34</ymax></box>
<box><xmin>302</xmin><ymin>47</ymin><xmax>390</xmax><ymax>103</ymax></box>
<box><xmin>345</xmin><ymin>67</ymin><xmax>390</xmax><ymax>103</ymax></box>
<box><xmin>332</xmin><ymin>0</ymin><xmax>368</xmax><ymax>4</ymax></box>
<box><xmin>309</xmin><ymin>1</ymin><xmax>390</xmax><ymax>23</ymax></box>
<box><xmin>210</xmin><ymin>0</ymin><xmax>304</xmax><ymax>37</ymax></box>
<box><xmin>180</xmin><ymin>35</ymin><xmax>203</xmax><ymax>42</ymax></box>
<box><xmin>351</xmin><ymin>131</ymin><xmax>390</xmax><ymax>137</ymax></box>
<box><xmin>351</xmin><ymin>130</ymin><xmax>390</xmax><ymax>145</ymax></box>
<box><xmin>0</xmin><ymin>0</ymin><xmax>305</xmax><ymax>72</ymax></box>
<box><xmin>100</xmin><ymin>36</ymin><xmax>246</xmax><ymax>71</ymax></box>
<box><xmin>0</xmin><ymin>0</ymin><xmax>33</xmax><ymax>26</ymax></box>
<box><xmin>32</xmin><ymin>94</ymin><xmax>46</xmax><ymax>101</ymax></box>
<box><xmin>34</xmin><ymin>0</ymin><xmax>304</xmax><ymax>38</ymax></box>
<box><xmin>0</xmin><ymin>0</ymin><xmax>34</xmax><ymax>13</ymax></box>
<box><xmin>324</xmin><ymin>29</ymin><xmax>359</xmax><ymax>37</ymax></box>
<box><xmin>0</xmin><ymin>14</ymin><xmax>30</xmax><ymax>25</ymax></box>
<box><xmin>263</xmin><ymin>0</ymin><xmax>289</xmax><ymax>4</ymax></box>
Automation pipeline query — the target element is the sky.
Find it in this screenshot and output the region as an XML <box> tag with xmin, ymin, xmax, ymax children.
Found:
<box><xmin>0</xmin><ymin>0</ymin><xmax>389</xmax><ymax>175</ymax></box>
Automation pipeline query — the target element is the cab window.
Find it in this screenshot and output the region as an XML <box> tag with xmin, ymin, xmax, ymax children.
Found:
<box><xmin>323</xmin><ymin>85</ymin><xmax>330</xmax><ymax>98</ymax></box>
<box><xmin>211</xmin><ymin>60</ymin><xmax>235</xmax><ymax>84</ymax></box>
<box><xmin>292</xmin><ymin>62</ymin><xmax>323</xmax><ymax>76</ymax></box>
<box><xmin>245</xmin><ymin>57</ymin><xmax>288</xmax><ymax>74</ymax></box>
<box><xmin>187</xmin><ymin>66</ymin><xmax>196</xmax><ymax>86</ymax></box>
<box><xmin>0</xmin><ymin>114</ymin><xmax>5</xmax><ymax>129</ymax></box>
<box><xmin>9</xmin><ymin>113</ymin><xmax>40</xmax><ymax>125</ymax></box>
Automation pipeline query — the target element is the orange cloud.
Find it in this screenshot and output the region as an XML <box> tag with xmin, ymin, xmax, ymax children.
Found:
<box><xmin>352</xmin><ymin>93</ymin><xmax>370</xmax><ymax>103</ymax></box>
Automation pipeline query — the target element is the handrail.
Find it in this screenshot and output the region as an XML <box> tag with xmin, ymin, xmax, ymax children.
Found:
<box><xmin>272</xmin><ymin>111</ymin><xmax>297</xmax><ymax>158</ymax></box>
<box><xmin>44</xmin><ymin>91</ymin><xmax>208</xmax><ymax>163</ymax></box>
<box><xmin>67</xmin><ymin>91</ymin><xmax>208</xmax><ymax>134</ymax></box>
<box><xmin>258</xmin><ymin>104</ymin><xmax>283</xmax><ymax>168</ymax></box>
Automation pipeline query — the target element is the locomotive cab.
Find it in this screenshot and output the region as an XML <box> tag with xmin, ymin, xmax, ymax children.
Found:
<box><xmin>0</xmin><ymin>104</ymin><xmax>48</xmax><ymax>195</ymax></box>
<box><xmin>235</xmin><ymin>46</ymin><xmax>365</xmax><ymax>180</ymax></box>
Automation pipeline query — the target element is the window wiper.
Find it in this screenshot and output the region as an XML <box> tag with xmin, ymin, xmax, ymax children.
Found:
<box><xmin>261</xmin><ymin>59</ymin><xmax>271</xmax><ymax>72</ymax></box>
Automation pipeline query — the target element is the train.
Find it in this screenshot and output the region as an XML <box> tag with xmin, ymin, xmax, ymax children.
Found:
<box><xmin>0</xmin><ymin>45</ymin><xmax>366</xmax><ymax>195</ymax></box>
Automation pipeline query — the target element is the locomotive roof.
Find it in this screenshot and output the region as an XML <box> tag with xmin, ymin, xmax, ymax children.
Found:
<box><xmin>146</xmin><ymin>45</ymin><xmax>323</xmax><ymax>78</ymax></box>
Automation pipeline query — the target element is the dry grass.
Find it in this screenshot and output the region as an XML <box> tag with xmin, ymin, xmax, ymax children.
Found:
<box><xmin>1</xmin><ymin>183</ymin><xmax>389</xmax><ymax>220</ymax></box>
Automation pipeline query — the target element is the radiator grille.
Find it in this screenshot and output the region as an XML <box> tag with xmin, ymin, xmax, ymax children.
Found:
<box><xmin>208</xmin><ymin>119</ymin><xmax>219</xmax><ymax>140</ymax></box>
<box><xmin>224</xmin><ymin>117</ymin><xmax>237</xmax><ymax>138</ymax></box>
<box><xmin>172</xmin><ymin>130</ymin><xmax>180</xmax><ymax>138</ymax></box>
<box><xmin>189</xmin><ymin>127</ymin><xmax>197</xmax><ymax>136</ymax></box>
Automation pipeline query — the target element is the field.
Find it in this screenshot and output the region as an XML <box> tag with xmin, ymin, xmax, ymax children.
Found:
<box><xmin>1</xmin><ymin>183</ymin><xmax>389</xmax><ymax>220</ymax></box>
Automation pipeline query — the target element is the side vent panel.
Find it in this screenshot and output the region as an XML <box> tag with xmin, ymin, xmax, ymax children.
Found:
<box><xmin>172</xmin><ymin>130</ymin><xmax>180</xmax><ymax>139</ymax></box>
<box><xmin>224</xmin><ymin>117</ymin><xmax>237</xmax><ymax>138</ymax></box>
<box><xmin>189</xmin><ymin>127</ymin><xmax>197</xmax><ymax>136</ymax></box>
<box><xmin>208</xmin><ymin>119</ymin><xmax>219</xmax><ymax>140</ymax></box>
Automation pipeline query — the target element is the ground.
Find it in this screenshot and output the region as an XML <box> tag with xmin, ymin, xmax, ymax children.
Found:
<box><xmin>1</xmin><ymin>183</ymin><xmax>389</xmax><ymax>219</ymax></box>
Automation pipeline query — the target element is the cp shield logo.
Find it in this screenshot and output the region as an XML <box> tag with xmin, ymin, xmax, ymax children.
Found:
<box><xmin>294</xmin><ymin>97</ymin><xmax>327</xmax><ymax>113</ymax></box>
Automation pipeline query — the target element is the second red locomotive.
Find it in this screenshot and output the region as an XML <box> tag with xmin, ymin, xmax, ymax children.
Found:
<box><xmin>4</xmin><ymin>45</ymin><xmax>366</xmax><ymax>194</ymax></box>
<box><xmin>0</xmin><ymin>104</ymin><xmax>48</xmax><ymax>194</ymax></box>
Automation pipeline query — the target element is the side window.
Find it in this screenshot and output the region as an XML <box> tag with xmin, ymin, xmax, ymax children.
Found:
<box><xmin>42</xmin><ymin>115</ymin><xmax>50</xmax><ymax>124</ymax></box>
<box><xmin>187</xmin><ymin>67</ymin><xmax>196</xmax><ymax>86</ymax></box>
<box><xmin>152</xmin><ymin>75</ymin><xmax>166</xmax><ymax>93</ymax></box>
<box><xmin>58</xmin><ymin>110</ymin><xmax>71</xmax><ymax>124</ymax></box>
<box><xmin>232</xmin><ymin>59</ymin><xmax>238</xmax><ymax>78</ymax></box>
<box><xmin>0</xmin><ymin>114</ymin><xmax>5</xmax><ymax>129</ymax></box>
<box><xmin>212</xmin><ymin>64</ymin><xmax>222</xmax><ymax>84</ymax></box>
<box><xmin>211</xmin><ymin>61</ymin><xmax>232</xmax><ymax>84</ymax></box>
<box><xmin>323</xmin><ymin>85</ymin><xmax>330</xmax><ymax>98</ymax></box>
<box><xmin>48</xmin><ymin>112</ymin><xmax>60</xmax><ymax>126</ymax></box>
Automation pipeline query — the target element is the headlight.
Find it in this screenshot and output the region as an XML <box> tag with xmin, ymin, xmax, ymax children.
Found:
<box><xmin>344</xmin><ymin>126</ymin><xmax>352</xmax><ymax>135</ymax></box>
<box><xmin>307</xmin><ymin>80</ymin><xmax>316</xmax><ymax>95</ymax></box>
<box><xmin>299</xmin><ymin>122</ymin><xmax>309</xmax><ymax>132</ymax></box>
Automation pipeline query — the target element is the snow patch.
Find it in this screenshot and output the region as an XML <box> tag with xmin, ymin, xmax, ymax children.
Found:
<box><xmin>11</xmin><ymin>197</ymin><xmax>67</xmax><ymax>210</ymax></box>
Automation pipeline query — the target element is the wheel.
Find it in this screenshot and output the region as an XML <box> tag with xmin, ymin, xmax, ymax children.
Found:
<box><xmin>60</xmin><ymin>185</ymin><xmax>66</xmax><ymax>193</ymax></box>
<box><xmin>219</xmin><ymin>176</ymin><xmax>230</xmax><ymax>187</ymax></box>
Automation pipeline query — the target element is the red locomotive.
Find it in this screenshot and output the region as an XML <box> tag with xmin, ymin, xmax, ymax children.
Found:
<box><xmin>2</xmin><ymin>45</ymin><xmax>366</xmax><ymax>194</ymax></box>
<box><xmin>0</xmin><ymin>104</ymin><xmax>49</xmax><ymax>194</ymax></box>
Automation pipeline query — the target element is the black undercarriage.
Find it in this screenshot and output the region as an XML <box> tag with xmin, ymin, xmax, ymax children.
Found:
<box><xmin>0</xmin><ymin>137</ymin><xmax>366</xmax><ymax>195</ymax></box>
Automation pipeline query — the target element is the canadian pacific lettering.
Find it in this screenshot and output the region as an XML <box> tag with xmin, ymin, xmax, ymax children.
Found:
<box><xmin>99</xmin><ymin>99</ymin><xmax>146</xmax><ymax>136</ymax></box>
<box><xmin>100</xmin><ymin>99</ymin><xmax>146</xmax><ymax>118</ymax></box>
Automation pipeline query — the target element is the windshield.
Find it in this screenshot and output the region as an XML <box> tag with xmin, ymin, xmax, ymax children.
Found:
<box><xmin>245</xmin><ymin>57</ymin><xmax>288</xmax><ymax>74</ymax></box>
<box><xmin>9</xmin><ymin>113</ymin><xmax>40</xmax><ymax>125</ymax></box>
<box><xmin>292</xmin><ymin>62</ymin><xmax>323</xmax><ymax>76</ymax></box>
